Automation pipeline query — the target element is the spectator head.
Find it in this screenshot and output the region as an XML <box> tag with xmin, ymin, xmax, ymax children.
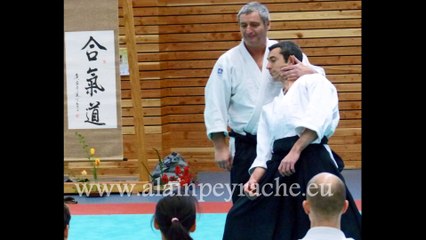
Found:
<box><xmin>64</xmin><ymin>203</ymin><xmax>71</xmax><ymax>239</ymax></box>
<box><xmin>303</xmin><ymin>172</ymin><xmax>348</xmax><ymax>224</ymax></box>
<box><xmin>154</xmin><ymin>195</ymin><xmax>197</xmax><ymax>240</ymax></box>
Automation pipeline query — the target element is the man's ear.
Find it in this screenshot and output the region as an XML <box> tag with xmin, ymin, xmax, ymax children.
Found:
<box><xmin>190</xmin><ymin>222</ymin><xmax>196</xmax><ymax>232</ymax></box>
<box><xmin>267</xmin><ymin>21</ymin><xmax>271</xmax><ymax>31</ymax></box>
<box><xmin>341</xmin><ymin>200</ymin><xmax>349</xmax><ymax>214</ymax></box>
<box><xmin>288</xmin><ymin>55</ymin><xmax>297</xmax><ymax>65</ymax></box>
<box><xmin>302</xmin><ymin>200</ymin><xmax>310</xmax><ymax>215</ymax></box>
<box><xmin>154</xmin><ymin>219</ymin><xmax>160</xmax><ymax>230</ymax></box>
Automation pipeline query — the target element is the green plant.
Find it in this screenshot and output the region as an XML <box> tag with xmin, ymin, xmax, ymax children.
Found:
<box><xmin>154</xmin><ymin>148</ymin><xmax>166</xmax><ymax>184</ymax></box>
<box><xmin>75</xmin><ymin>132</ymin><xmax>100</xmax><ymax>182</ymax></box>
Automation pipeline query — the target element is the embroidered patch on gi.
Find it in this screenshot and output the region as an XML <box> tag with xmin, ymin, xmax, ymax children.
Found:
<box><xmin>217</xmin><ymin>67</ymin><xmax>223</xmax><ymax>75</ymax></box>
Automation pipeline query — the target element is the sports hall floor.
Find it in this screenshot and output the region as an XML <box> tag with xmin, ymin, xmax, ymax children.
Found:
<box><xmin>65</xmin><ymin>170</ymin><xmax>361</xmax><ymax>240</ymax></box>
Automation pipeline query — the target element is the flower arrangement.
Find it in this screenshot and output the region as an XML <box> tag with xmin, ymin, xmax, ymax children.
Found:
<box><xmin>75</xmin><ymin>132</ymin><xmax>101</xmax><ymax>182</ymax></box>
<box><xmin>151</xmin><ymin>149</ymin><xmax>197</xmax><ymax>189</ymax></box>
<box><xmin>160</xmin><ymin>163</ymin><xmax>194</xmax><ymax>187</ymax></box>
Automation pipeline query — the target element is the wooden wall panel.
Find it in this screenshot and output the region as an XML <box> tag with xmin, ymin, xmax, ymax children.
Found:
<box><xmin>66</xmin><ymin>0</ymin><xmax>362</xmax><ymax>181</ymax></box>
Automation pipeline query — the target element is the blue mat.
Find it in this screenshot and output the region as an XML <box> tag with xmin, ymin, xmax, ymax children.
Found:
<box><xmin>68</xmin><ymin>213</ymin><xmax>226</xmax><ymax>240</ymax></box>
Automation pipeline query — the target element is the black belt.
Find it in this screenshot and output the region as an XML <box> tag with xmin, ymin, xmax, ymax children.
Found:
<box><xmin>272</xmin><ymin>135</ymin><xmax>329</xmax><ymax>157</ymax></box>
<box><xmin>229</xmin><ymin>130</ymin><xmax>257</xmax><ymax>145</ymax></box>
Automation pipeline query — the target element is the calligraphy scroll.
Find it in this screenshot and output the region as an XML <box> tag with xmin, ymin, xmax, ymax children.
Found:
<box><xmin>64</xmin><ymin>0</ymin><xmax>122</xmax><ymax>161</ymax></box>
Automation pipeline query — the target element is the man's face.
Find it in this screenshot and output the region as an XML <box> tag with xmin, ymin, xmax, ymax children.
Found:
<box><xmin>266</xmin><ymin>47</ymin><xmax>288</xmax><ymax>81</ymax></box>
<box><xmin>239</xmin><ymin>11</ymin><xmax>269</xmax><ymax>48</ymax></box>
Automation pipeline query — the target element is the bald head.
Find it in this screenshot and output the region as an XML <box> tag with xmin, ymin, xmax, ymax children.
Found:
<box><xmin>306</xmin><ymin>172</ymin><xmax>346</xmax><ymax>218</ymax></box>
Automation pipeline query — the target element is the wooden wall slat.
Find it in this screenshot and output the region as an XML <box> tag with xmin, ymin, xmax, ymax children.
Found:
<box><xmin>158</xmin><ymin>95</ymin><xmax>360</xmax><ymax>107</ymax></box>
<box><xmin>127</xmin><ymin>1</ymin><xmax>360</xmax><ymax>17</ymax></box>
<box><xmin>135</xmin><ymin>37</ymin><xmax>362</xmax><ymax>52</ymax></box>
<box><xmin>128</xmin><ymin>28</ymin><xmax>361</xmax><ymax>43</ymax></box>
<box><xmin>133</xmin><ymin>9</ymin><xmax>360</xmax><ymax>26</ymax></box>
<box><xmin>328</xmin><ymin>74</ymin><xmax>361</xmax><ymax>83</ymax></box>
<box><xmin>151</xmin><ymin>56</ymin><xmax>360</xmax><ymax>71</ymax></box>
<box><xmin>159</xmin><ymin>105</ymin><xmax>362</xmax><ymax>116</ymax></box>
<box><xmin>129</xmin><ymin>65</ymin><xmax>362</xmax><ymax>79</ymax></box>
<box><xmin>323</xmin><ymin>65</ymin><xmax>361</xmax><ymax>74</ymax></box>
<box><xmin>121</xmin><ymin>19</ymin><xmax>360</xmax><ymax>35</ymax></box>
<box><xmin>339</xmin><ymin>101</ymin><xmax>361</xmax><ymax>110</ymax></box>
<box><xmin>121</xmin><ymin>80</ymin><xmax>161</xmax><ymax>90</ymax></box>
<box><xmin>135</xmin><ymin>65</ymin><xmax>362</xmax><ymax>79</ymax></box>
<box><xmin>129</xmin><ymin>46</ymin><xmax>361</xmax><ymax>62</ymax></box>
<box><xmin>269</xmin><ymin>28</ymin><xmax>361</xmax><ymax>39</ymax></box>
<box><xmin>154</xmin><ymin>0</ymin><xmax>357</xmax><ymax>7</ymax></box>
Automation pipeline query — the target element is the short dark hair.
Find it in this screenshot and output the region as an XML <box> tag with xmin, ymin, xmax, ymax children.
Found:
<box><xmin>64</xmin><ymin>203</ymin><xmax>71</xmax><ymax>230</ymax></box>
<box><xmin>268</xmin><ymin>41</ymin><xmax>303</xmax><ymax>63</ymax></box>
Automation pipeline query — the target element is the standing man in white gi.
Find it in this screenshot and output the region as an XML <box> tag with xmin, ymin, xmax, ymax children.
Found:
<box><xmin>203</xmin><ymin>2</ymin><xmax>325</xmax><ymax>203</ymax></box>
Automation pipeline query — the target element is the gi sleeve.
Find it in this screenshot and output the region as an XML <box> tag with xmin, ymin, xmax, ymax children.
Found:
<box><xmin>204</xmin><ymin>56</ymin><xmax>233</xmax><ymax>140</ymax></box>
